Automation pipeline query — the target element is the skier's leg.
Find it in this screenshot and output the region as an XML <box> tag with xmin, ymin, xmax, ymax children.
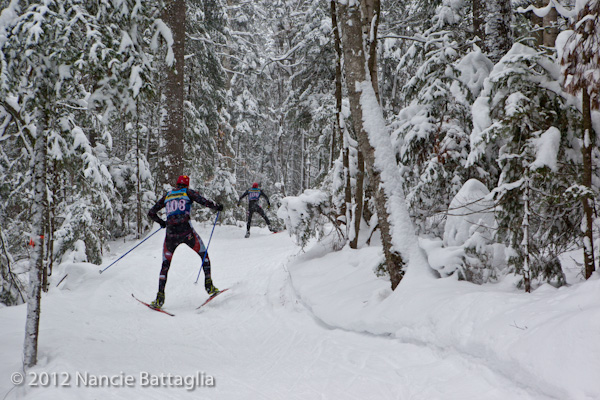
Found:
<box><xmin>246</xmin><ymin>206</ymin><xmax>255</xmax><ymax>234</ymax></box>
<box><xmin>159</xmin><ymin>237</ymin><xmax>177</xmax><ymax>293</ymax></box>
<box><xmin>257</xmin><ymin>206</ymin><xmax>271</xmax><ymax>226</ymax></box>
<box><xmin>187</xmin><ymin>230</ymin><xmax>218</xmax><ymax>294</ymax></box>
<box><xmin>153</xmin><ymin>236</ymin><xmax>177</xmax><ymax>307</ymax></box>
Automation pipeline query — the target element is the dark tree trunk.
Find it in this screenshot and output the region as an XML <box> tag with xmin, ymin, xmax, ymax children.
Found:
<box><xmin>530</xmin><ymin>0</ymin><xmax>544</xmax><ymax>46</ymax></box>
<box><xmin>543</xmin><ymin>6</ymin><xmax>558</xmax><ymax>47</ymax></box>
<box><xmin>162</xmin><ymin>0</ymin><xmax>186</xmax><ymax>185</ymax></box>
<box><xmin>473</xmin><ymin>0</ymin><xmax>485</xmax><ymax>48</ymax></box>
<box><xmin>362</xmin><ymin>0</ymin><xmax>381</xmax><ymax>103</ymax></box>
<box><xmin>331</xmin><ymin>0</ymin><xmax>353</xmax><ymax>230</ymax></box>
<box><xmin>350</xmin><ymin>151</ymin><xmax>364</xmax><ymax>249</ymax></box>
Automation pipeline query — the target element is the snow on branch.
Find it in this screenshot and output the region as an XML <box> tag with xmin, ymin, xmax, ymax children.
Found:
<box><xmin>517</xmin><ymin>0</ymin><xmax>576</xmax><ymax>19</ymax></box>
<box><xmin>151</xmin><ymin>19</ymin><xmax>174</xmax><ymax>67</ymax></box>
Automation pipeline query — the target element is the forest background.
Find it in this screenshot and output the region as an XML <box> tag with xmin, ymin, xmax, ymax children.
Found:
<box><xmin>1</xmin><ymin>0</ymin><xmax>599</xmax><ymax>366</ymax></box>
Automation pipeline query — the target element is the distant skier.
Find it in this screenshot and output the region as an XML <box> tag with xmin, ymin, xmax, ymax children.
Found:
<box><xmin>148</xmin><ymin>175</ymin><xmax>223</xmax><ymax>308</ymax></box>
<box><xmin>237</xmin><ymin>182</ymin><xmax>275</xmax><ymax>238</ymax></box>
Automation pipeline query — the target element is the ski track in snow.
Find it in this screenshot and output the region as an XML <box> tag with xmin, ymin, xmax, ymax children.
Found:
<box><xmin>1</xmin><ymin>225</ymin><xmax>553</xmax><ymax>399</ymax></box>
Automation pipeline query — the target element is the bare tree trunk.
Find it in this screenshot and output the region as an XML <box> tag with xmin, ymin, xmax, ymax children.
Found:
<box><xmin>531</xmin><ymin>0</ymin><xmax>544</xmax><ymax>46</ymax></box>
<box><xmin>362</xmin><ymin>0</ymin><xmax>381</xmax><ymax>103</ymax></box>
<box><xmin>136</xmin><ymin>126</ymin><xmax>142</xmax><ymax>239</ymax></box>
<box><xmin>350</xmin><ymin>151</ymin><xmax>364</xmax><ymax>249</ymax></box>
<box><xmin>581</xmin><ymin>88</ymin><xmax>596</xmax><ymax>279</ymax></box>
<box><xmin>162</xmin><ymin>0</ymin><xmax>186</xmax><ymax>185</ymax></box>
<box><xmin>331</xmin><ymin>0</ymin><xmax>353</xmax><ymax>233</ymax></box>
<box><xmin>337</xmin><ymin>0</ymin><xmax>406</xmax><ymax>289</ymax></box>
<box><xmin>24</xmin><ymin>124</ymin><xmax>47</xmax><ymax>368</ymax></box>
<box><xmin>543</xmin><ymin>6</ymin><xmax>558</xmax><ymax>47</ymax></box>
<box><xmin>301</xmin><ymin>131</ymin><xmax>306</xmax><ymax>192</ymax></box>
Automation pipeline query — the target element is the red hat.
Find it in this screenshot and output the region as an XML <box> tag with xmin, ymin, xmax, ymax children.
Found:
<box><xmin>177</xmin><ymin>175</ymin><xmax>190</xmax><ymax>187</ymax></box>
<box><xmin>252</xmin><ymin>182</ymin><xmax>259</xmax><ymax>188</ymax></box>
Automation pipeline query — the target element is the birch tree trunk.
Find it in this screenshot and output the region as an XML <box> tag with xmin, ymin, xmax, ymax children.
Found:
<box><xmin>581</xmin><ymin>88</ymin><xmax>596</xmax><ymax>279</ymax></box>
<box><xmin>24</xmin><ymin>124</ymin><xmax>47</xmax><ymax>368</ymax></box>
<box><xmin>522</xmin><ymin>174</ymin><xmax>531</xmax><ymax>293</ymax></box>
<box><xmin>162</xmin><ymin>0</ymin><xmax>186</xmax><ymax>185</ymax></box>
<box><xmin>337</xmin><ymin>0</ymin><xmax>406</xmax><ymax>288</ymax></box>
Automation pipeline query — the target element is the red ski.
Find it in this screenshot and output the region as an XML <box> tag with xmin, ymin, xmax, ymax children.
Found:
<box><xmin>132</xmin><ymin>293</ymin><xmax>175</xmax><ymax>316</ymax></box>
<box><xmin>196</xmin><ymin>288</ymin><xmax>230</xmax><ymax>309</ymax></box>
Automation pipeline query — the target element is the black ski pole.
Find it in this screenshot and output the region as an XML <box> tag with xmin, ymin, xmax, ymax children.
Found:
<box><xmin>195</xmin><ymin>211</ymin><xmax>220</xmax><ymax>284</ymax></box>
<box><xmin>99</xmin><ymin>227</ymin><xmax>163</xmax><ymax>274</ymax></box>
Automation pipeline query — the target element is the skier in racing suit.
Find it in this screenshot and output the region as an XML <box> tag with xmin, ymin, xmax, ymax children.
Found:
<box><xmin>148</xmin><ymin>175</ymin><xmax>223</xmax><ymax>308</ymax></box>
<box><xmin>237</xmin><ymin>182</ymin><xmax>275</xmax><ymax>238</ymax></box>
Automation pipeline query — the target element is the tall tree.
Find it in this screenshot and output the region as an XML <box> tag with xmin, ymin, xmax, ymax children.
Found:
<box><xmin>330</xmin><ymin>0</ymin><xmax>352</xmax><ymax>230</ymax></box>
<box><xmin>337</xmin><ymin>0</ymin><xmax>430</xmax><ymax>289</ymax></box>
<box><xmin>162</xmin><ymin>0</ymin><xmax>186</xmax><ymax>185</ymax></box>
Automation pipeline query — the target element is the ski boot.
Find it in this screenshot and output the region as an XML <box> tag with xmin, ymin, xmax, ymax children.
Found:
<box><xmin>205</xmin><ymin>278</ymin><xmax>219</xmax><ymax>295</ymax></box>
<box><xmin>245</xmin><ymin>231</ymin><xmax>250</xmax><ymax>238</ymax></box>
<box><xmin>150</xmin><ymin>291</ymin><xmax>165</xmax><ymax>308</ymax></box>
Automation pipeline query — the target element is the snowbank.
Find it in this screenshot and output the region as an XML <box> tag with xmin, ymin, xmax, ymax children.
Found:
<box><xmin>288</xmin><ymin>239</ymin><xmax>600</xmax><ymax>400</ymax></box>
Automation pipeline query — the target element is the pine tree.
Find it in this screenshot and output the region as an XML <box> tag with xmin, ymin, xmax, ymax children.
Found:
<box><xmin>393</xmin><ymin>0</ymin><xmax>481</xmax><ymax>236</ymax></box>
<box><xmin>468</xmin><ymin>44</ymin><xmax>581</xmax><ymax>288</ymax></box>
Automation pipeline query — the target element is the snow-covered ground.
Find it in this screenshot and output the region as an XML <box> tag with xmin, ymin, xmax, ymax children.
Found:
<box><xmin>1</xmin><ymin>223</ymin><xmax>599</xmax><ymax>399</ymax></box>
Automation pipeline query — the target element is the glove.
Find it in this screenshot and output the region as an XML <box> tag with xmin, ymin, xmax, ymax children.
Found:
<box><xmin>267</xmin><ymin>204</ymin><xmax>271</xmax><ymax>209</ymax></box>
<box><xmin>216</xmin><ymin>203</ymin><xmax>224</xmax><ymax>212</ymax></box>
<box><xmin>236</xmin><ymin>202</ymin><xmax>240</xmax><ymax>207</ymax></box>
<box><xmin>159</xmin><ymin>220</ymin><xmax>167</xmax><ymax>229</ymax></box>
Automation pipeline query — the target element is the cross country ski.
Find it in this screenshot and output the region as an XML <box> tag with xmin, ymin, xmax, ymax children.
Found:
<box><xmin>197</xmin><ymin>288</ymin><xmax>230</xmax><ymax>309</ymax></box>
<box><xmin>132</xmin><ymin>293</ymin><xmax>175</xmax><ymax>316</ymax></box>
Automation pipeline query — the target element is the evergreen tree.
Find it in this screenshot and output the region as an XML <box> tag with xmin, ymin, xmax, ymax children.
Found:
<box><xmin>468</xmin><ymin>43</ymin><xmax>582</xmax><ymax>289</ymax></box>
<box><xmin>393</xmin><ymin>0</ymin><xmax>482</xmax><ymax>236</ymax></box>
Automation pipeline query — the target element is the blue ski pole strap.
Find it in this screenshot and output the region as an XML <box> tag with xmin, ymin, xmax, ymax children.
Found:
<box><xmin>195</xmin><ymin>211</ymin><xmax>220</xmax><ymax>284</ymax></box>
<box><xmin>99</xmin><ymin>227</ymin><xmax>163</xmax><ymax>274</ymax></box>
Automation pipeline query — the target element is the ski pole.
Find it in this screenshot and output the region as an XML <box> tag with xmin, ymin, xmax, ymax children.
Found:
<box><xmin>194</xmin><ymin>211</ymin><xmax>220</xmax><ymax>284</ymax></box>
<box><xmin>99</xmin><ymin>227</ymin><xmax>163</xmax><ymax>274</ymax></box>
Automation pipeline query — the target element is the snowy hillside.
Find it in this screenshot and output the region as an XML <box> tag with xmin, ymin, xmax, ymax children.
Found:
<box><xmin>1</xmin><ymin>224</ymin><xmax>599</xmax><ymax>399</ymax></box>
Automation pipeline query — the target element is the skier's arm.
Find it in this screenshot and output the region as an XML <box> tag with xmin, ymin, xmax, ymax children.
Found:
<box><xmin>148</xmin><ymin>196</ymin><xmax>167</xmax><ymax>227</ymax></box>
<box><xmin>261</xmin><ymin>190</ymin><xmax>271</xmax><ymax>207</ymax></box>
<box><xmin>237</xmin><ymin>190</ymin><xmax>249</xmax><ymax>206</ymax></box>
<box><xmin>188</xmin><ymin>189</ymin><xmax>222</xmax><ymax>211</ymax></box>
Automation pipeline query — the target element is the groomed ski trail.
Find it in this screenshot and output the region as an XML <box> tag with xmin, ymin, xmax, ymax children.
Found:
<box><xmin>1</xmin><ymin>225</ymin><xmax>550</xmax><ymax>399</ymax></box>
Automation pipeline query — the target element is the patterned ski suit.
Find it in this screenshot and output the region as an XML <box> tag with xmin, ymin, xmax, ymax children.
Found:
<box><xmin>148</xmin><ymin>187</ymin><xmax>220</xmax><ymax>293</ymax></box>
